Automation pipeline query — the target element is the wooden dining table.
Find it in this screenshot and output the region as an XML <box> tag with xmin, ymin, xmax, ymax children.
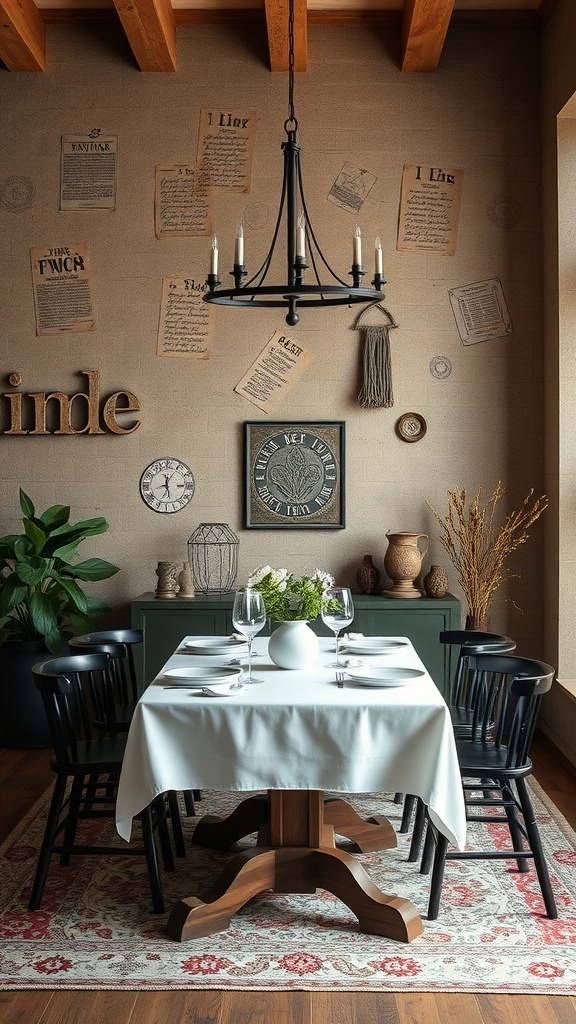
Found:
<box><xmin>115</xmin><ymin>635</ymin><xmax>466</xmax><ymax>943</ymax></box>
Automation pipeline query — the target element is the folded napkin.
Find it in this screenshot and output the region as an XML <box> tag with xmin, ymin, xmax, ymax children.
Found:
<box><xmin>343</xmin><ymin>657</ymin><xmax>366</xmax><ymax>668</ymax></box>
<box><xmin>342</xmin><ymin>632</ymin><xmax>364</xmax><ymax>643</ymax></box>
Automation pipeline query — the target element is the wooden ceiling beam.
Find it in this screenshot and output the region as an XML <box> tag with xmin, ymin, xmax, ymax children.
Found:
<box><xmin>112</xmin><ymin>0</ymin><xmax>177</xmax><ymax>71</ymax></box>
<box><xmin>0</xmin><ymin>0</ymin><xmax>45</xmax><ymax>71</ymax></box>
<box><xmin>265</xmin><ymin>0</ymin><xmax>307</xmax><ymax>73</ymax></box>
<box><xmin>401</xmin><ymin>0</ymin><xmax>455</xmax><ymax>73</ymax></box>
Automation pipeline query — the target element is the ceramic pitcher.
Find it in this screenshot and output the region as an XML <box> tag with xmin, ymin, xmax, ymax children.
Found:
<box><xmin>383</xmin><ymin>531</ymin><xmax>429</xmax><ymax>599</ymax></box>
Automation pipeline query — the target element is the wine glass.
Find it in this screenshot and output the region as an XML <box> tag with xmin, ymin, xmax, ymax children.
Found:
<box><xmin>321</xmin><ymin>587</ymin><xmax>354</xmax><ymax>668</ymax></box>
<box><xmin>232</xmin><ymin>587</ymin><xmax>267</xmax><ymax>684</ymax></box>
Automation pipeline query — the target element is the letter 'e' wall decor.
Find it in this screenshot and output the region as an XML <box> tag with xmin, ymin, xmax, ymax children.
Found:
<box><xmin>244</xmin><ymin>421</ymin><xmax>345</xmax><ymax>530</ymax></box>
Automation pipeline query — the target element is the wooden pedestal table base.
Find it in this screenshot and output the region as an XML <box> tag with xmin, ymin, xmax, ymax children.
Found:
<box><xmin>166</xmin><ymin>790</ymin><xmax>423</xmax><ymax>944</ymax></box>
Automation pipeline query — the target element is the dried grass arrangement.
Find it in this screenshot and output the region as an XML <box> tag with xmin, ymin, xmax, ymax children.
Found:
<box><xmin>426</xmin><ymin>482</ymin><xmax>548</xmax><ymax>629</ymax></box>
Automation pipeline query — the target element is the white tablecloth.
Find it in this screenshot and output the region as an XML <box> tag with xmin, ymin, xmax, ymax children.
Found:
<box><xmin>116</xmin><ymin>636</ymin><xmax>466</xmax><ymax>849</ymax></box>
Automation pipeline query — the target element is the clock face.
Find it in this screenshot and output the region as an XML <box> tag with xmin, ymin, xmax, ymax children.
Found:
<box><xmin>139</xmin><ymin>458</ymin><xmax>195</xmax><ymax>514</ymax></box>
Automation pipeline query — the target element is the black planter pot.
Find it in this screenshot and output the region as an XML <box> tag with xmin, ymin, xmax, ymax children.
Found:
<box><xmin>0</xmin><ymin>640</ymin><xmax>52</xmax><ymax>749</ymax></box>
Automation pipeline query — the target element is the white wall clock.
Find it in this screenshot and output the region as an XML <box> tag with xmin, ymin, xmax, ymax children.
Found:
<box><xmin>139</xmin><ymin>457</ymin><xmax>195</xmax><ymax>514</ymax></box>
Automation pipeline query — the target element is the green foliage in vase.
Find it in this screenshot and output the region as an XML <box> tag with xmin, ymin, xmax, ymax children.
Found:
<box><xmin>247</xmin><ymin>565</ymin><xmax>337</xmax><ymax>621</ymax></box>
<box><xmin>0</xmin><ymin>489</ymin><xmax>120</xmax><ymax>653</ymax></box>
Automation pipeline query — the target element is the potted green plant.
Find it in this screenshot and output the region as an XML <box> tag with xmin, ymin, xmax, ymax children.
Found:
<box><xmin>0</xmin><ymin>488</ymin><xmax>120</xmax><ymax>748</ymax></box>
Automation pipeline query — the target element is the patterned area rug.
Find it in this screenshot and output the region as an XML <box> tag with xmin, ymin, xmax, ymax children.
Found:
<box><xmin>1</xmin><ymin>781</ymin><xmax>575</xmax><ymax>992</ymax></box>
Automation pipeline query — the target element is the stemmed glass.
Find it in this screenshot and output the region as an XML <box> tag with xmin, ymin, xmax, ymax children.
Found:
<box><xmin>321</xmin><ymin>587</ymin><xmax>354</xmax><ymax>668</ymax></box>
<box><xmin>232</xmin><ymin>587</ymin><xmax>267</xmax><ymax>684</ymax></box>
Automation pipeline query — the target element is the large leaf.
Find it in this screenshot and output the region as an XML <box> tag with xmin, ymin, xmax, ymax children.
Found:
<box><xmin>28</xmin><ymin>590</ymin><xmax>59</xmax><ymax>639</ymax></box>
<box><xmin>0</xmin><ymin>575</ymin><xmax>28</xmax><ymax>616</ymax></box>
<box><xmin>19</xmin><ymin>489</ymin><xmax>35</xmax><ymax>519</ymax></box>
<box><xmin>16</xmin><ymin>561</ymin><xmax>46</xmax><ymax>586</ymax></box>
<box><xmin>55</xmin><ymin>576</ymin><xmax>89</xmax><ymax>615</ymax></box>
<box><xmin>0</xmin><ymin>535</ymin><xmax>19</xmax><ymax>560</ymax></box>
<box><xmin>22</xmin><ymin>517</ymin><xmax>47</xmax><ymax>554</ymax></box>
<box><xmin>42</xmin><ymin>519</ymin><xmax>110</xmax><ymax>557</ymax></box>
<box><xmin>68</xmin><ymin>558</ymin><xmax>120</xmax><ymax>582</ymax></box>
<box><xmin>39</xmin><ymin>504</ymin><xmax>71</xmax><ymax>532</ymax></box>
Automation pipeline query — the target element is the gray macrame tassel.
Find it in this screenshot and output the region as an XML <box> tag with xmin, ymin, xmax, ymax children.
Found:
<box><xmin>355</xmin><ymin>303</ymin><xmax>398</xmax><ymax>409</ymax></box>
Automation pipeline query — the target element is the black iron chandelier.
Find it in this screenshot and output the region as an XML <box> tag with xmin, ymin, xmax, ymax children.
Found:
<box><xmin>203</xmin><ymin>0</ymin><xmax>385</xmax><ymax>326</ymax></box>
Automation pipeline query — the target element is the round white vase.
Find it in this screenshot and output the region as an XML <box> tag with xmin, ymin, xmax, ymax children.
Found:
<box><xmin>268</xmin><ymin>620</ymin><xmax>320</xmax><ymax>670</ymax></box>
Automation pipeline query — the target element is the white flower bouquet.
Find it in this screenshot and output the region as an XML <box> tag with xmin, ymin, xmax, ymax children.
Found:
<box><xmin>247</xmin><ymin>565</ymin><xmax>335</xmax><ymax>621</ymax></box>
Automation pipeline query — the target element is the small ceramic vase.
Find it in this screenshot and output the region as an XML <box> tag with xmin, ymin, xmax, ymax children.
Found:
<box><xmin>268</xmin><ymin>620</ymin><xmax>320</xmax><ymax>670</ymax></box>
<box><xmin>155</xmin><ymin>561</ymin><xmax>180</xmax><ymax>599</ymax></box>
<box><xmin>356</xmin><ymin>554</ymin><xmax>380</xmax><ymax>595</ymax></box>
<box><xmin>177</xmin><ymin>562</ymin><xmax>195</xmax><ymax>598</ymax></box>
<box><xmin>423</xmin><ymin>565</ymin><xmax>449</xmax><ymax>599</ymax></box>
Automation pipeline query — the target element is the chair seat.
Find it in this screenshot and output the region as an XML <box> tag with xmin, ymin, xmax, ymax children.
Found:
<box><xmin>50</xmin><ymin>735</ymin><xmax>127</xmax><ymax>775</ymax></box>
<box><xmin>456</xmin><ymin>738</ymin><xmax>533</xmax><ymax>779</ymax></box>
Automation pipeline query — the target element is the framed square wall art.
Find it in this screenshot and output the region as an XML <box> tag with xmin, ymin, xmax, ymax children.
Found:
<box><xmin>244</xmin><ymin>421</ymin><xmax>346</xmax><ymax>529</ymax></box>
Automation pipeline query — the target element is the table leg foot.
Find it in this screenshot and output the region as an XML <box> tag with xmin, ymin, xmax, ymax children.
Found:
<box><xmin>166</xmin><ymin>847</ymin><xmax>277</xmax><ymax>941</ymax></box>
<box><xmin>323</xmin><ymin>798</ymin><xmax>397</xmax><ymax>852</ymax></box>
<box><xmin>311</xmin><ymin>847</ymin><xmax>423</xmax><ymax>942</ymax></box>
<box><xmin>191</xmin><ymin>794</ymin><xmax>269</xmax><ymax>850</ymax></box>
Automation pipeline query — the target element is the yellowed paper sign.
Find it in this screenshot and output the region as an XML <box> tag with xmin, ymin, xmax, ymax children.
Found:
<box><xmin>196</xmin><ymin>108</ymin><xmax>257</xmax><ymax>194</ymax></box>
<box><xmin>60</xmin><ymin>134</ymin><xmax>117</xmax><ymax>211</ymax></box>
<box><xmin>397</xmin><ymin>164</ymin><xmax>463</xmax><ymax>255</ymax></box>
<box><xmin>154</xmin><ymin>165</ymin><xmax>212</xmax><ymax>239</ymax></box>
<box><xmin>157</xmin><ymin>277</ymin><xmax>212</xmax><ymax>359</ymax></box>
<box><xmin>30</xmin><ymin>242</ymin><xmax>96</xmax><ymax>335</ymax></box>
<box><xmin>235</xmin><ymin>331</ymin><xmax>313</xmax><ymax>413</ymax></box>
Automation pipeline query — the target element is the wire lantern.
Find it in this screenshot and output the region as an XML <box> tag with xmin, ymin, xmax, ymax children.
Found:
<box><xmin>187</xmin><ymin>523</ymin><xmax>239</xmax><ymax>596</ymax></box>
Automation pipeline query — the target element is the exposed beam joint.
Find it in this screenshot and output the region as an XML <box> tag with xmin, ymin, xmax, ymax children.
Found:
<box><xmin>401</xmin><ymin>0</ymin><xmax>455</xmax><ymax>73</ymax></box>
<box><xmin>265</xmin><ymin>0</ymin><xmax>307</xmax><ymax>73</ymax></box>
<box><xmin>0</xmin><ymin>0</ymin><xmax>45</xmax><ymax>71</ymax></box>
<box><xmin>112</xmin><ymin>0</ymin><xmax>177</xmax><ymax>72</ymax></box>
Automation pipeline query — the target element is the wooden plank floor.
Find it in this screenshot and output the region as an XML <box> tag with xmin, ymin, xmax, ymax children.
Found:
<box><xmin>1</xmin><ymin>737</ymin><xmax>576</xmax><ymax>1024</ymax></box>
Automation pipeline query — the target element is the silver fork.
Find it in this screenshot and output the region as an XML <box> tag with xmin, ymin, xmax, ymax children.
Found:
<box><xmin>336</xmin><ymin>671</ymin><xmax>345</xmax><ymax>688</ymax></box>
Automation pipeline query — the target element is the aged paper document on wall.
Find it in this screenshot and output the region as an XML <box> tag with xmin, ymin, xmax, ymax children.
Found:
<box><xmin>60</xmin><ymin>135</ymin><xmax>117</xmax><ymax>211</ymax></box>
<box><xmin>30</xmin><ymin>243</ymin><xmax>96</xmax><ymax>335</ymax></box>
<box><xmin>327</xmin><ymin>162</ymin><xmax>377</xmax><ymax>213</ymax></box>
<box><xmin>154</xmin><ymin>165</ymin><xmax>212</xmax><ymax>238</ymax></box>
<box><xmin>449</xmin><ymin>278</ymin><xmax>513</xmax><ymax>345</ymax></box>
<box><xmin>157</xmin><ymin>277</ymin><xmax>212</xmax><ymax>358</ymax></box>
<box><xmin>235</xmin><ymin>330</ymin><xmax>313</xmax><ymax>413</ymax></box>
<box><xmin>196</xmin><ymin>108</ymin><xmax>257</xmax><ymax>193</ymax></box>
<box><xmin>397</xmin><ymin>164</ymin><xmax>463</xmax><ymax>254</ymax></box>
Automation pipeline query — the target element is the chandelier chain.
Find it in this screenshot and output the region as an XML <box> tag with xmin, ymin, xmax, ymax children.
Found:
<box><xmin>286</xmin><ymin>0</ymin><xmax>298</xmax><ymax>132</ymax></box>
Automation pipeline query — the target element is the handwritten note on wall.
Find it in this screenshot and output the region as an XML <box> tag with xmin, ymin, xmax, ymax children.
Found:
<box><xmin>196</xmin><ymin>108</ymin><xmax>257</xmax><ymax>194</ymax></box>
<box><xmin>157</xmin><ymin>277</ymin><xmax>212</xmax><ymax>359</ymax></box>
<box><xmin>235</xmin><ymin>330</ymin><xmax>313</xmax><ymax>413</ymax></box>
<box><xmin>397</xmin><ymin>164</ymin><xmax>463</xmax><ymax>255</ymax></box>
<box><xmin>154</xmin><ymin>165</ymin><xmax>212</xmax><ymax>238</ymax></box>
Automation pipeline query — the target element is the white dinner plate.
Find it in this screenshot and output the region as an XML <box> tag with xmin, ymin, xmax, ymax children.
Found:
<box><xmin>342</xmin><ymin>638</ymin><xmax>410</xmax><ymax>655</ymax></box>
<box><xmin>345</xmin><ymin>666</ymin><xmax>425</xmax><ymax>687</ymax></box>
<box><xmin>162</xmin><ymin>665</ymin><xmax>242</xmax><ymax>685</ymax></box>
<box><xmin>184</xmin><ymin>638</ymin><xmax>248</xmax><ymax>655</ymax></box>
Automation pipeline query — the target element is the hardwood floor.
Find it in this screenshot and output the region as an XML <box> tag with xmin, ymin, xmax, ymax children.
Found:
<box><xmin>1</xmin><ymin>737</ymin><xmax>575</xmax><ymax>1024</ymax></box>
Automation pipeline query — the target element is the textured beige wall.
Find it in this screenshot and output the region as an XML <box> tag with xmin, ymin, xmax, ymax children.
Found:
<box><xmin>0</xmin><ymin>21</ymin><xmax>545</xmax><ymax>653</ymax></box>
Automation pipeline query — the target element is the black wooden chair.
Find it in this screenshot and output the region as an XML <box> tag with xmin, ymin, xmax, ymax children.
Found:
<box><xmin>69</xmin><ymin>629</ymin><xmax>199</xmax><ymax>836</ymax></box>
<box><xmin>68</xmin><ymin>629</ymin><xmax>142</xmax><ymax>732</ymax></box>
<box><xmin>400</xmin><ymin>629</ymin><xmax>517</xmax><ymax>847</ymax></box>
<box><xmin>28</xmin><ymin>652</ymin><xmax>174</xmax><ymax>914</ymax></box>
<box><xmin>421</xmin><ymin>653</ymin><xmax>557</xmax><ymax>921</ymax></box>
<box><xmin>440</xmin><ymin>629</ymin><xmax>517</xmax><ymax>737</ymax></box>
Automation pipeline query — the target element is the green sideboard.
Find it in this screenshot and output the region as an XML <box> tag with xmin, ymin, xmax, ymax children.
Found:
<box><xmin>131</xmin><ymin>591</ymin><xmax>461</xmax><ymax>697</ymax></box>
